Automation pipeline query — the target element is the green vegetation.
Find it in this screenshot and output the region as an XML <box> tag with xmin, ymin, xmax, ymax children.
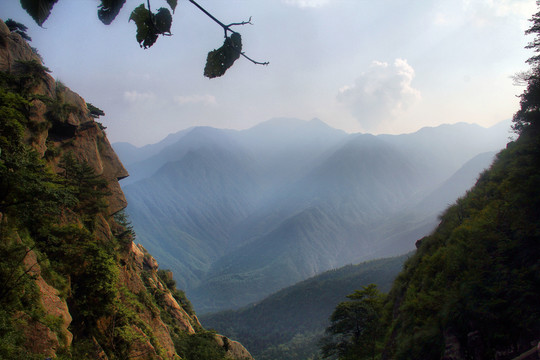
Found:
<box><xmin>5</xmin><ymin>19</ymin><xmax>31</xmax><ymax>41</ymax></box>
<box><xmin>320</xmin><ymin>7</ymin><xmax>540</xmax><ymax>359</ymax></box>
<box><xmin>201</xmin><ymin>255</ymin><xmax>407</xmax><ymax>360</ymax></box>
<box><xmin>383</xmin><ymin>131</ymin><xmax>540</xmax><ymax>358</ymax></box>
<box><xmin>320</xmin><ymin>284</ymin><xmax>385</xmax><ymax>360</ymax></box>
<box><xmin>86</xmin><ymin>102</ymin><xmax>105</xmax><ymax>119</ymax></box>
<box><xmin>174</xmin><ymin>330</ymin><xmax>231</xmax><ymax>360</ymax></box>
<box><xmin>157</xmin><ymin>269</ymin><xmax>195</xmax><ymax>316</ymax></box>
<box><xmin>0</xmin><ymin>64</ymin><xmax>125</xmax><ymax>353</ymax></box>
<box><xmin>0</xmin><ymin>39</ymin><xmax>238</xmax><ymax>359</ymax></box>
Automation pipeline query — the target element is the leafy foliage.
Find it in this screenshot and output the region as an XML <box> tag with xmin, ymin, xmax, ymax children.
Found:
<box><xmin>86</xmin><ymin>102</ymin><xmax>105</xmax><ymax>118</ymax></box>
<box><xmin>97</xmin><ymin>0</ymin><xmax>126</xmax><ymax>25</ymax></box>
<box><xmin>204</xmin><ymin>33</ymin><xmax>243</xmax><ymax>78</ymax></box>
<box><xmin>128</xmin><ymin>4</ymin><xmax>172</xmax><ymax>49</ymax></box>
<box><xmin>19</xmin><ymin>0</ymin><xmax>58</xmax><ymax>27</ymax></box>
<box><xmin>321</xmin><ymin>284</ymin><xmax>385</xmax><ymax>360</ymax></box>
<box><xmin>12</xmin><ymin>60</ymin><xmax>51</xmax><ymax>94</ymax></box>
<box><xmin>5</xmin><ymin>19</ymin><xmax>31</xmax><ymax>41</ymax></box>
<box><xmin>154</xmin><ymin>7</ymin><xmax>173</xmax><ymax>34</ymax></box>
<box><xmin>383</xmin><ymin>133</ymin><xmax>540</xmax><ymax>359</ymax></box>
<box><xmin>58</xmin><ymin>152</ymin><xmax>110</xmax><ymax>220</ymax></box>
<box><xmin>174</xmin><ymin>330</ymin><xmax>230</xmax><ymax>360</ymax></box>
<box><xmin>513</xmin><ymin>5</ymin><xmax>540</xmax><ymax>134</ymax></box>
<box><xmin>166</xmin><ymin>0</ymin><xmax>178</xmax><ymax>13</ymax></box>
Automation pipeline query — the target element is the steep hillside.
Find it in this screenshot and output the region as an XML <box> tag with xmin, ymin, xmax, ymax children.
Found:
<box><xmin>374</xmin><ymin>21</ymin><xmax>540</xmax><ymax>358</ymax></box>
<box><xmin>0</xmin><ymin>21</ymin><xmax>251</xmax><ymax>360</ymax></box>
<box><xmin>201</xmin><ymin>254</ymin><xmax>408</xmax><ymax>360</ymax></box>
<box><xmin>379</xmin><ymin>127</ymin><xmax>540</xmax><ymax>360</ymax></box>
<box><xmin>126</xmin><ymin>145</ymin><xmax>262</xmax><ymax>289</ymax></box>
<box><xmin>321</xmin><ymin>12</ymin><xmax>540</xmax><ymax>358</ymax></box>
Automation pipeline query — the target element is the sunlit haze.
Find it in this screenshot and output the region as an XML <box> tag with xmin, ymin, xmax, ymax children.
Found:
<box><xmin>1</xmin><ymin>0</ymin><xmax>535</xmax><ymax>145</ymax></box>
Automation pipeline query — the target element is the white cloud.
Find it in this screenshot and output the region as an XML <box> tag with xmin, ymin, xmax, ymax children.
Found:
<box><xmin>282</xmin><ymin>0</ymin><xmax>331</xmax><ymax>8</ymax></box>
<box><xmin>173</xmin><ymin>94</ymin><xmax>217</xmax><ymax>106</ymax></box>
<box><xmin>337</xmin><ymin>59</ymin><xmax>421</xmax><ymax>131</ymax></box>
<box><xmin>123</xmin><ymin>90</ymin><xmax>156</xmax><ymax>103</ymax></box>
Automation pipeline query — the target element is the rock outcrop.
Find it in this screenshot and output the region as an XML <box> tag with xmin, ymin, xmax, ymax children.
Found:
<box><xmin>0</xmin><ymin>20</ymin><xmax>252</xmax><ymax>360</ymax></box>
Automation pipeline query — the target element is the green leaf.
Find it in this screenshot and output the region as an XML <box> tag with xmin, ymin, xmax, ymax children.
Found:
<box><xmin>204</xmin><ymin>33</ymin><xmax>243</xmax><ymax>79</ymax></box>
<box><xmin>129</xmin><ymin>4</ymin><xmax>158</xmax><ymax>49</ymax></box>
<box><xmin>20</xmin><ymin>0</ymin><xmax>59</xmax><ymax>27</ymax></box>
<box><xmin>97</xmin><ymin>0</ymin><xmax>126</xmax><ymax>25</ymax></box>
<box><xmin>154</xmin><ymin>8</ymin><xmax>172</xmax><ymax>34</ymax></box>
<box><xmin>166</xmin><ymin>0</ymin><xmax>178</xmax><ymax>13</ymax></box>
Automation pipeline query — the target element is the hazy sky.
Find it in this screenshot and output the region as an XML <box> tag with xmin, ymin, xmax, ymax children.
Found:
<box><xmin>1</xmin><ymin>0</ymin><xmax>536</xmax><ymax>146</ymax></box>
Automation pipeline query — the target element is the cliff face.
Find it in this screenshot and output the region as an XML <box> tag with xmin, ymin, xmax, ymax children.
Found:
<box><xmin>0</xmin><ymin>20</ymin><xmax>252</xmax><ymax>360</ymax></box>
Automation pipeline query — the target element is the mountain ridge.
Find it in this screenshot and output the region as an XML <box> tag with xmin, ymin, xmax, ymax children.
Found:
<box><xmin>117</xmin><ymin>118</ymin><xmax>510</xmax><ymax>313</ymax></box>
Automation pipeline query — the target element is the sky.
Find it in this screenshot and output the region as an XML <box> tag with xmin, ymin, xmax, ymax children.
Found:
<box><xmin>1</xmin><ymin>0</ymin><xmax>537</xmax><ymax>146</ymax></box>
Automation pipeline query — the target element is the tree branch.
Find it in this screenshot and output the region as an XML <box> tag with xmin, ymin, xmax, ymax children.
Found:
<box><xmin>187</xmin><ymin>1</ymin><xmax>269</xmax><ymax>66</ymax></box>
<box><xmin>0</xmin><ymin>246</ymin><xmax>38</xmax><ymax>301</ymax></box>
<box><xmin>188</xmin><ymin>0</ymin><xmax>229</xmax><ymax>36</ymax></box>
<box><xmin>227</xmin><ymin>17</ymin><xmax>253</xmax><ymax>28</ymax></box>
<box><xmin>240</xmin><ymin>52</ymin><xmax>269</xmax><ymax>66</ymax></box>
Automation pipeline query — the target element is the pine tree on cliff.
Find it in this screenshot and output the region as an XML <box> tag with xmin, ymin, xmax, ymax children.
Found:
<box><xmin>513</xmin><ymin>4</ymin><xmax>540</xmax><ymax>136</ymax></box>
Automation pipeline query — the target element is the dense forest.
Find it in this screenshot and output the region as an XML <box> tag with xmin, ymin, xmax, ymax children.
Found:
<box><xmin>201</xmin><ymin>254</ymin><xmax>408</xmax><ymax>360</ymax></box>
<box><xmin>319</xmin><ymin>9</ymin><xmax>540</xmax><ymax>360</ymax></box>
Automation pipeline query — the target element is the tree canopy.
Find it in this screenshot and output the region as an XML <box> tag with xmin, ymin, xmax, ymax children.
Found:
<box><xmin>513</xmin><ymin>4</ymin><xmax>540</xmax><ymax>134</ymax></box>
<box><xmin>320</xmin><ymin>284</ymin><xmax>385</xmax><ymax>360</ymax></box>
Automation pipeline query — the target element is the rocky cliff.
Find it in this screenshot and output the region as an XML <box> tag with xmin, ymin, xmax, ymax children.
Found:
<box><xmin>0</xmin><ymin>20</ymin><xmax>252</xmax><ymax>360</ymax></box>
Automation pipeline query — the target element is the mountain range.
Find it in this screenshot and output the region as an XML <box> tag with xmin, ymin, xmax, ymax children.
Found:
<box><xmin>114</xmin><ymin>118</ymin><xmax>511</xmax><ymax>313</ymax></box>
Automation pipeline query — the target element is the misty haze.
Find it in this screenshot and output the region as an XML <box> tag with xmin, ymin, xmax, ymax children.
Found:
<box><xmin>2</xmin><ymin>1</ymin><xmax>539</xmax><ymax>360</ymax></box>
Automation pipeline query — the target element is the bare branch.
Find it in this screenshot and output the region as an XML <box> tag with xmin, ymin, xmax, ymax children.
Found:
<box><xmin>188</xmin><ymin>0</ymin><xmax>229</xmax><ymax>34</ymax></box>
<box><xmin>240</xmin><ymin>52</ymin><xmax>269</xmax><ymax>66</ymax></box>
<box><xmin>227</xmin><ymin>17</ymin><xmax>253</xmax><ymax>28</ymax></box>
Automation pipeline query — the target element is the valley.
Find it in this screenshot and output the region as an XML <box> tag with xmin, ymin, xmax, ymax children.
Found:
<box><xmin>115</xmin><ymin>118</ymin><xmax>510</xmax><ymax>313</ymax></box>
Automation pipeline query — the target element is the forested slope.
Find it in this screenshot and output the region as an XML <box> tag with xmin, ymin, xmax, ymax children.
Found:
<box><xmin>202</xmin><ymin>254</ymin><xmax>408</xmax><ymax>360</ymax></box>
<box><xmin>321</xmin><ymin>9</ymin><xmax>540</xmax><ymax>359</ymax></box>
<box><xmin>382</xmin><ymin>129</ymin><xmax>540</xmax><ymax>359</ymax></box>
<box><xmin>0</xmin><ymin>20</ymin><xmax>251</xmax><ymax>360</ymax></box>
